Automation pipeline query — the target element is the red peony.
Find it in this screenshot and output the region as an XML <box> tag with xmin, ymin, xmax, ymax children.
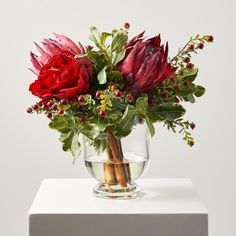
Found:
<box><xmin>118</xmin><ymin>32</ymin><xmax>176</xmax><ymax>93</ymax></box>
<box><xmin>29</xmin><ymin>33</ymin><xmax>93</xmax><ymax>100</ymax></box>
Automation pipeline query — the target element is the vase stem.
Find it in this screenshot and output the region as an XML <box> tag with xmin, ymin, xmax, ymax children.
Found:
<box><xmin>105</xmin><ymin>128</ymin><xmax>131</xmax><ymax>187</ymax></box>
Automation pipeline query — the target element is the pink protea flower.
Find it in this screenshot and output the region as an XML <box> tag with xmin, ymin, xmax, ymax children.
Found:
<box><xmin>118</xmin><ymin>33</ymin><xmax>176</xmax><ymax>94</ymax></box>
<box><xmin>29</xmin><ymin>33</ymin><xmax>93</xmax><ymax>100</ymax></box>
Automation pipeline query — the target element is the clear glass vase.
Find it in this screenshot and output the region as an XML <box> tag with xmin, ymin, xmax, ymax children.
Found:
<box><xmin>83</xmin><ymin>122</ymin><xmax>150</xmax><ymax>199</ymax></box>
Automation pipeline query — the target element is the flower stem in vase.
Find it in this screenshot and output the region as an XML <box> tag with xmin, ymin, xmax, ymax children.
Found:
<box><xmin>104</xmin><ymin>128</ymin><xmax>131</xmax><ymax>187</ymax></box>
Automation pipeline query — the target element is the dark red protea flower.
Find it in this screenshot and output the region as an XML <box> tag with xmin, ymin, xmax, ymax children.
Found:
<box><xmin>118</xmin><ymin>33</ymin><xmax>176</xmax><ymax>94</ymax></box>
<box><xmin>29</xmin><ymin>33</ymin><xmax>93</xmax><ymax>100</ymax></box>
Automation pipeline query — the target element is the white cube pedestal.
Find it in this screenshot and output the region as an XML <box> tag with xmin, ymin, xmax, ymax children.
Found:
<box><xmin>28</xmin><ymin>179</ymin><xmax>208</xmax><ymax>236</ymax></box>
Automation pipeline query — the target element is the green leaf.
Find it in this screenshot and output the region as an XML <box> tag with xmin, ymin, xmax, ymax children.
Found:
<box><xmin>111</xmin><ymin>32</ymin><xmax>128</xmax><ymax>52</ymax></box>
<box><xmin>49</xmin><ymin>115</ymin><xmax>69</xmax><ymax>131</ymax></box>
<box><xmin>179</xmin><ymin>67</ymin><xmax>198</xmax><ymax>82</ymax></box>
<box><xmin>59</xmin><ymin>131</ymin><xmax>74</xmax><ymax>152</ymax></box>
<box><xmin>97</xmin><ymin>66</ymin><xmax>108</xmax><ymax>84</ymax></box>
<box><xmin>115</xmin><ymin>105</ymin><xmax>136</xmax><ymax>138</ymax></box>
<box><xmin>185</xmin><ymin>94</ymin><xmax>195</xmax><ymax>103</ymax></box>
<box><xmin>111</xmin><ymin>49</ymin><xmax>126</xmax><ymax>65</ymax></box>
<box><xmin>89</xmin><ymin>26</ymin><xmax>101</xmax><ymax>49</ymax></box>
<box><xmin>71</xmin><ymin>133</ymin><xmax>81</xmax><ymax>161</ymax></box>
<box><xmin>176</xmin><ymin>86</ymin><xmax>195</xmax><ymax>96</ymax></box>
<box><xmin>93</xmin><ymin>139</ymin><xmax>107</xmax><ymax>154</ymax></box>
<box><xmin>100</xmin><ymin>32</ymin><xmax>111</xmax><ymax>46</ymax></box>
<box><xmin>79</xmin><ymin>123</ymin><xmax>100</xmax><ymax>140</ymax></box>
<box><xmin>111</xmin><ymin>99</ymin><xmax>127</xmax><ymax>110</ymax></box>
<box><xmin>135</xmin><ymin>96</ymin><xmax>148</xmax><ymax>115</ymax></box>
<box><xmin>145</xmin><ymin>116</ymin><xmax>155</xmax><ymax>137</ymax></box>
<box><xmin>148</xmin><ymin>103</ymin><xmax>186</xmax><ymax>121</ymax></box>
<box><xmin>106</xmin><ymin>109</ymin><xmax>122</xmax><ymax>121</ymax></box>
<box><xmin>194</xmin><ymin>85</ymin><xmax>205</xmax><ymax>97</ymax></box>
<box><xmin>108</xmin><ymin>71</ymin><xmax>124</xmax><ymax>88</ymax></box>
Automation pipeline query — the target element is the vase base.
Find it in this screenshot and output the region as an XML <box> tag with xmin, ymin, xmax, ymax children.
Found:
<box><xmin>93</xmin><ymin>182</ymin><xmax>143</xmax><ymax>199</ymax></box>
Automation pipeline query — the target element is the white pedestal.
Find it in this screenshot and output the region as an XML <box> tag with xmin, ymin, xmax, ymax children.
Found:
<box><xmin>28</xmin><ymin>178</ymin><xmax>208</xmax><ymax>236</ymax></box>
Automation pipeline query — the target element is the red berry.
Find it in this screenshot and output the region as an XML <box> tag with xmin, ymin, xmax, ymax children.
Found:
<box><xmin>99</xmin><ymin>110</ymin><xmax>107</xmax><ymax>118</ymax></box>
<box><xmin>186</xmin><ymin>63</ymin><xmax>194</xmax><ymax>69</ymax></box>
<box><xmin>175</xmin><ymin>97</ymin><xmax>180</xmax><ymax>103</ymax></box>
<box><xmin>38</xmin><ymin>101</ymin><xmax>43</xmax><ymax>107</ymax></box>
<box><xmin>60</xmin><ymin>99</ymin><xmax>67</xmax><ymax>105</ymax></box>
<box><xmin>96</xmin><ymin>91</ymin><xmax>101</xmax><ymax>99</ymax></box>
<box><xmin>170</xmin><ymin>77</ymin><xmax>177</xmax><ymax>83</ymax></box>
<box><xmin>111</xmin><ymin>84</ymin><xmax>117</xmax><ymax>90</ymax></box>
<box><xmin>47</xmin><ymin>101</ymin><xmax>53</xmax><ymax>107</ymax></box>
<box><xmin>174</xmin><ymin>85</ymin><xmax>180</xmax><ymax>91</ymax></box>
<box><xmin>183</xmin><ymin>80</ymin><xmax>190</xmax><ymax>86</ymax></box>
<box><xmin>58</xmin><ymin>109</ymin><xmax>64</xmax><ymax>115</ymax></box>
<box><xmin>124</xmin><ymin>22</ymin><xmax>130</xmax><ymax>29</ymax></box>
<box><xmin>115</xmin><ymin>90</ymin><xmax>122</xmax><ymax>97</ymax></box>
<box><xmin>87</xmin><ymin>45</ymin><xmax>93</xmax><ymax>50</ymax></box>
<box><xmin>52</xmin><ymin>104</ymin><xmax>57</xmax><ymax>110</ymax></box>
<box><xmin>47</xmin><ymin>113</ymin><xmax>52</xmax><ymax>118</ymax></box>
<box><xmin>27</xmin><ymin>107</ymin><xmax>33</xmax><ymax>113</ymax></box>
<box><xmin>198</xmin><ymin>42</ymin><xmax>204</xmax><ymax>49</ymax></box>
<box><xmin>188</xmin><ymin>44</ymin><xmax>194</xmax><ymax>50</ymax></box>
<box><xmin>208</xmin><ymin>35</ymin><xmax>214</xmax><ymax>42</ymax></box>
<box><xmin>33</xmin><ymin>104</ymin><xmax>38</xmax><ymax>110</ymax></box>
<box><xmin>78</xmin><ymin>95</ymin><xmax>85</xmax><ymax>103</ymax></box>
<box><xmin>162</xmin><ymin>92</ymin><xmax>169</xmax><ymax>99</ymax></box>
<box><xmin>138</xmin><ymin>117</ymin><xmax>145</xmax><ymax>124</ymax></box>
<box><xmin>80</xmin><ymin>116</ymin><xmax>86</xmax><ymax>123</ymax></box>
<box><xmin>190</xmin><ymin>122</ymin><xmax>196</xmax><ymax>129</ymax></box>
<box><xmin>127</xmin><ymin>94</ymin><xmax>134</xmax><ymax>102</ymax></box>
<box><xmin>184</xmin><ymin>57</ymin><xmax>191</xmax><ymax>63</ymax></box>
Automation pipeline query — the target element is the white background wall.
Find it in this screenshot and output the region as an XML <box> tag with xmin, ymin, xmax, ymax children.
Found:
<box><xmin>0</xmin><ymin>0</ymin><xmax>235</xmax><ymax>235</ymax></box>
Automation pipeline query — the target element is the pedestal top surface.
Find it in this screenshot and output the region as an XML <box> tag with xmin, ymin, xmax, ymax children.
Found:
<box><xmin>28</xmin><ymin>178</ymin><xmax>207</xmax><ymax>214</ymax></box>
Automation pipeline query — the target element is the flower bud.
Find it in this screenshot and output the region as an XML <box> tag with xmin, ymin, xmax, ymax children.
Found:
<box><xmin>47</xmin><ymin>113</ymin><xmax>52</xmax><ymax>118</ymax></box>
<box><xmin>58</xmin><ymin>109</ymin><xmax>64</xmax><ymax>115</ymax></box>
<box><xmin>60</xmin><ymin>99</ymin><xmax>67</xmax><ymax>105</ymax></box>
<box><xmin>127</xmin><ymin>94</ymin><xmax>134</xmax><ymax>102</ymax></box>
<box><xmin>52</xmin><ymin>104</ymin><xmax>57</xmax><ymax>110</ymax></box>
<box><xmin>78</xmin><ymin>95</ymin><xmax>85</xmax><ymax>103</ymax></box>
<box><xmin>184</xmin><ymin>57</ymin><xmax>191</xmax><ymax>63</ymax></box>
<box><xmin>99</xmin><ymin>110</ymin><xmax>107</xmax><ymax>118</ymax></box>
<box><xmin>188</xmin><ymin>44</ymin><xmax>194</xmax><ymax>50</ymax></box>
<box><xmin>186</xmin><ymin>63</ymin><xmax>194</xmax><ymax>69</ymax></box>
<box><xmin>208</xmin><ymin>35</ymin><xmax>214</xmax><ymax>42</ymax></box>
<box><xmin>198</xmin><ymin>43</ymin><xmax>204</xmax><ymax>49</ymax></box>
<box><xmin>183</xmin><ymin>80</ymin><xmax>190</xmax><ymax>86</ymax></box>
<box><xmin>115</xmin><ymin>90</ymin><xmax>122</xmax><ymax>97</ymax></box>
<box><xmin>124</xmin><ymin>22</ymin><xmax>130</xmax><ymax>29</ymax></box>
<box><xmin>190</xmin><ymin>122</ymin><xmax>196</xmax><ymax>129</ymax></box>
<box><xmin>27</xmin><ymin>107</ymin><xmax>33</xmax><ymax>113</ymax></box>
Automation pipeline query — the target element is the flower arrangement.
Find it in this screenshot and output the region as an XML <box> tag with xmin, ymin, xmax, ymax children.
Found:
<box><xmin>27</xmin><ymin>23</ymin><xmax>213</xmax><ymax>163</ymax></box>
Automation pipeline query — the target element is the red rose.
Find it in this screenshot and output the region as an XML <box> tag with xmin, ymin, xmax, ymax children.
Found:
<box><xmin>29</xmin><ymin>33</ymin><xmax>93</xmax><ymax>100</ymax></box>
<box><xmin>118</xmin><ymin>33</ymin><xmax>176</xmax><ymax>94</ymax></box>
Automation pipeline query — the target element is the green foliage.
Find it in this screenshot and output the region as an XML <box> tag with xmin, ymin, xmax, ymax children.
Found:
<box><xmin>194</xmin><ymin>85</ymin><xmax>205</xmax><ymax>97</ymax></box>
<box><xmin>148</xmin><ymin>103</ymin><xmax>186</xmax><ymax>121</ymax></box>
<box><xmin>115</xmin><ymin>105</ymin><xmax>136</xmax><ymax>138</ymax></box>
<box><xmin>97</xmin><ymin>66</ymin><xmax>108</xmax><ymax>84</ymax></box>
<box><xmin>179</xmin><ymin>68</ymin><xmax>198</xmax><ymax>82</ymax></box>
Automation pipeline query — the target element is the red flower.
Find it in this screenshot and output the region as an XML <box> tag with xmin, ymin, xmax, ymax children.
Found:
<box><xmin>118</xmin><ymin>33</ymin><xmax>176</xmax><ymax>93</ymax></box>
<box><xmin>29</xmin><ymin>33</ymin><xmax>93</xmax><ymax>100</ymax></box>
